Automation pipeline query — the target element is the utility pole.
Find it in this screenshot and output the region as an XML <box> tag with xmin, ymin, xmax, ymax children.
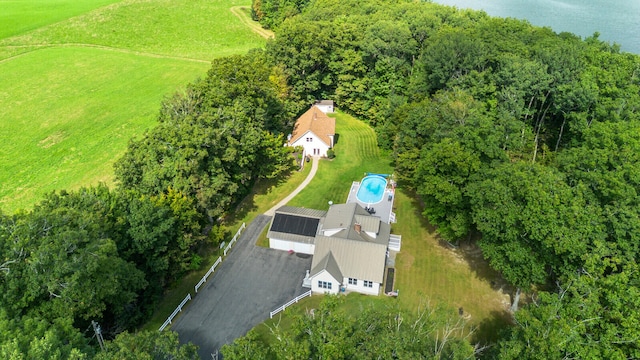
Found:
<box><xmin>91</xmin><ymin>320</ymin><xmax>106</xmax><ymax>352</ymax></box>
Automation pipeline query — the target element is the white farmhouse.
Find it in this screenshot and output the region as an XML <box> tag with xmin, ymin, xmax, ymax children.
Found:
<box><xmin>267</xmin><ymin>203</ymin><xmax>393</xmax><ymax>296</ymax></box>
<box><xmin>288</xmin><ymin>105</ymin><xmax>335</xmax><ymax>157</ymax></box>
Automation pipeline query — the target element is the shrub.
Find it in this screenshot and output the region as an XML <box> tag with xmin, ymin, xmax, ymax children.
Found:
<box><xmin>327</xmin><ymin>149</ymin><xmax>335</xmax><ymax>159</ymax></box>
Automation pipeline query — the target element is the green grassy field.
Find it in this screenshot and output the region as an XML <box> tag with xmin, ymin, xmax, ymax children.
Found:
<box><xmin>0</xmin><ymin>0</ymin><xmax>120</xmax><ymax>40</ymax></box>
<box><xmin>0</xmin><ymin>47</ymin><xmax>208</xmax><ymax>211</ymax></box>
<box><xmin>0</xmin><ymin>0</ymin><xmax>267</xmax><ymax>213</ymax></box>
<box><xmin>0</xmin><ymin>0</ymin><xmax>266</xmax><ymax>61</ymax></box>
<box><xmin>392</xmin><ymin>189</ymin><xmax>511</xmax><ymax>342</ymax></box>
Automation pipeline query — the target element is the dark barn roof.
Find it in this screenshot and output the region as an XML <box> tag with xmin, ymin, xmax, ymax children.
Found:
<box><xmin>270</xmin><ymin>213</ymin><xmax>320</xmax><ymax>237</ymax></box>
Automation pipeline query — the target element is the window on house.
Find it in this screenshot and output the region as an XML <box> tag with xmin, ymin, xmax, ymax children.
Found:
<box><xmin>318</xmin><ymin>281</ymin><xmax>332</xmax><ymax>289</ymax></box>
<box><xmin>363</xmin><ymin>280</ymin><xmax>373</xmax><ymax>288</ymax></box>
<box><xmin>348</xmin><ymin>278</ymin><xmax>357</xmax><ymax>285</ymax></box>
<box><xmin>307</xmin><ymin>137</ymin><xmax>312</xmax><ymax>142</ymax></box>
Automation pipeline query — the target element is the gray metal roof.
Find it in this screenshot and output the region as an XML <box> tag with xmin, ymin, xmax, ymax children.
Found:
<box><xmin>275</xmin><ymin>206</ymin><xmax>327</xmax><ymax>219</ymax></box>
<box><xmin>311</xmin><ymin>236</ymin><xmax>386</xmax><ymax>283</ymax></box>
<box><xmin>310</xmin><ymin>251</ymin><xmax>343</xmax><ymax>281</ymax></box>
<box><xmin>315</xmin><ymin>99</ymin><xmax>334</xmax><ymax>106</ymax></box>
<box><xmin>322</xmin><ymin>203</ymin><xmax>389</xmax><ymax>245</ymax></box>
<box><xmin>323</xmin><ymin>203</ymin><xmax>369</xmax><ymax>229</ymax></box>
<box><xmin>354</xmin><ymin>215</ymin><xmax>380</xmax><ymax>233</ymax></box>
<box><xmin>267</xmin><ymin>230</ymin><xmax>316</xmax><ymax>245</ymax></box>
<box><xmin>375</xmin><ymin>222</ymin><xmax>391</xmax><ymax>246</ymax></box>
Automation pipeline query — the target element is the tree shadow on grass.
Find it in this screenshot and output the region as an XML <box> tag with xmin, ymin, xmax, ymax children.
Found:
<box><xmin>472</xmin><ymin>309</ymin><xmax>513</xmax><ymax>345</ymax></box>
<box><xmin>403</xmin><ymin>189</ymin><xmax>513</xmax><ymax>292</ymax></box>
<box><xmin>223</xmin><ymin>163</ymin><xmax>302</xmax><ymax>226</ymax></box>
<box><xmin>402</xmin><ymin>188</ymin><xmax>515</xmax><ymax>343</ymax></box>
<box><xmin>403</xmin><ymin>188</ymin><xmax>439</xmax><ymax>235</ymax></box>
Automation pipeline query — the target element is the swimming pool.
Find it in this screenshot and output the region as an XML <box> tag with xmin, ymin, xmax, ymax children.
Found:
<box><xmin>356</xmin><ymin>175</ymin><xmax>387</xmax><ymax>204</ymax></box>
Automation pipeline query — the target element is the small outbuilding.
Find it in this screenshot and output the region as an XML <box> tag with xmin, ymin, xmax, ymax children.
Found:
<box><xmin>314</xmin><ymin>100</ymin><xmax>335</xmax><ymax>113</ymax></box>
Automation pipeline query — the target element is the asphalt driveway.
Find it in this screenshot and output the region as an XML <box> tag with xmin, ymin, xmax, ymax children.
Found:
<box><xmin>172</xmin><ymin>215</ymin><xmax>313</xmax><ymax>359</ymax></box>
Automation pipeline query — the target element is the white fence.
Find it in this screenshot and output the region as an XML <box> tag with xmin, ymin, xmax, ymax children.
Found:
<box><xmin>389</xmin><ymin>234</ymin><xmax>402</xmax><ymax>251</ymax></box>
<box><xmin>159</xmin><ymin>293</ymin><xmax>192</xmax><ymax>331</ymax></box>
<box><xmin>223</xmin><ymin>222</ymin><xmax>246</xmax><ymax>256</ymax></box>
<box><xmin>269</xmin><ymin>290</ymin><xmax>312</xmax><ymax>319</ymax></box>
<box><xmin>159</xmin><ymin>222</ymin><xmax>247</xmax><ymax>331</ymax></box>
<box><xmin>195</xmin><ymin>256</ymin><xmax>222</xmax><ymax>293</ymax></box>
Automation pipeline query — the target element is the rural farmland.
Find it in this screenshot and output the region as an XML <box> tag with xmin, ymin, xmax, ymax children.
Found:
<box><xmin>0</xmin><ymin>0</ymin><xmax>265</xmax><ymax>212</ymax></box>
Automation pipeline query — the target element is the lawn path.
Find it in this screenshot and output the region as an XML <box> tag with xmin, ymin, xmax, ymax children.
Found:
<box><xmin>230</xmin><ymin>6</ymin><xmax>274</xmax><ymax>39</ymax></box>
<box><xmin>0</xmin><ymin>43</ymin><xmax>211</xmax><ymax>65</ymax></box>
<box><xmin>2</xmin><ymin>4</ymin><xmax>271</xmax><ymax>66</ymax></box>
<box><xmin>264</xmin><ymin>156</ymin><xmax>319</xmax><ymax>216</ymax></box>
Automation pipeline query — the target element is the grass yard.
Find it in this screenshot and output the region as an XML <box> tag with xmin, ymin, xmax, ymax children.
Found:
<box><xmin>392</xmin><ymin>190</ymin><xmax>512</xmax><ymax>342</ymax></box>
<box><xmin>0</xmin><ymin>0</ymin><xmax>120</xmax><ymax>40</ymax></box>
<box><xmin>253</xmin><ymin>112</ymin><xmax>511</xmax><ymax>344</ymax></box>
<box><xmin>288</xmin><ymin>112</ymin><xmax>394</xmax><ymax>209</ymax></box>
<box><xmin>0</xmin><ymin>0</ymin><xmax>267</xmax><ymax>212</ymax></box>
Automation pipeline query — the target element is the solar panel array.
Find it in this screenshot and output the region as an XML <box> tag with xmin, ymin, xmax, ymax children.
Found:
<box><xmin>270</xmin><ymin>214</ymin><xmax>320</xmax><ymax>237</ymax></box>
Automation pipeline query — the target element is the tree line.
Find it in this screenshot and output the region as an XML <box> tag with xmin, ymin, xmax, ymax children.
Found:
<box><xmin>0</xmin><ymin>52</ymin><xmax>298</xmax><ymax>358</ymax></box>
<box><xmin>4</xmin><ymin>0</ymin><xmax>640</xmax><ymax>356</ymax></box>
<box><xmin>227</xmin><ymin>0</ymin><xmax>640</xmax><ymax>358</ymax></box>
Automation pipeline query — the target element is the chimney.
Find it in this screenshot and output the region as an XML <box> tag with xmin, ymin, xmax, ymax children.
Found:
<box><xmin>354</xmin><ymin>223</ymin><xmax>361</xmax><ymax>233</ymax></box>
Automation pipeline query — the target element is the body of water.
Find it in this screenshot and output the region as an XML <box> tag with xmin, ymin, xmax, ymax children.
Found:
<box><xmin>431</xmin><ymin>0</ymin><xmax>640</xmax><ymax>54</ymax></box>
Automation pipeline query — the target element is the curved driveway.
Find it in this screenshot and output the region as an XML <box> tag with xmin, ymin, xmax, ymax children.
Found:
<box><xmin>265</xmin><ymin>156</ymin><xmax>319</xmax><ymax>216</ymax></box>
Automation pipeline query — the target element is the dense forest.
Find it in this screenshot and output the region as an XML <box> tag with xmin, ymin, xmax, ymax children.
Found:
<box><xmin>229</xmin><ymin>0</ymin><xmax>640</xmax><ymax>358</ymax></box>
<box><xmin>0</xmin><ymin>53</ymin><xmax>296</xmax><ymax>357</ymax></box>
<box><xmin>3</xmin><ymin>0</ymin><xmax>640</xmax><ymax>357</ymax></box>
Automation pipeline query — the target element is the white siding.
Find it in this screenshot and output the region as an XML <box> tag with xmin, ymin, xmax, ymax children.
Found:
<box><xmin>343</xmin><ymin>277</ymin><xmax>380</xmax><ymax>295</ymax></box>
<box><xmin>364</xmin><ymin>231</ymin><xmax>377</xmax><ymax>239</ymax></box>
<box><xmin>290</xmin><ymin>131</ymin><xmax>331</xmax><ymax>157</ymax></box>
<box><xmin>322</xmin><ymin>228</ymin><xmax>343</xmax><ymax>237</ymax></box>
<box><xmin>310</xmin><ymin>270</ymin><xmax>340</xmax><ymax>294</ymax></box>
<box><xmin>316</xmin><ymin>104</ymin><xmax>334</xmax><ymax>113</ymax></box>
<box><xmin>269</xmin><ymin>238</ymin><xmax>314</xmax><ymax>255</ymax></box>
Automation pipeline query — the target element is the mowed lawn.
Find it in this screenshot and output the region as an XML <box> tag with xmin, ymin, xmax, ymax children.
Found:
<box><xmin>272</xmin><ymin>113</ymin><xmax>510</xmax><ymax>343</ymax></box>
<box><xmin>392</xmin><ymin>190</ymin><xmax>512</xmax><ymax>341</ymax></box>
<box><xmin>288</xmin><ymin>112</ymin><xmax>394</xmax><ymax>209</ymax></box>
<box><xmin>0</xmin><ymin>0</ymin><xmax>266</xmax><ymax>60</ymax></box>
<box><xmin>0</xmin><ymin>0</ymin><xmax>266</xmax><ymax>212</ymax></box>
<box><xmin>0</xmin><ymin>0</ymin><xmax>120</xmax><ymax>40</ymax></box>
<box><xmin>0</xmin><ymin>47</ymin><xmax>208</xmax><ymax>211</ymax></box>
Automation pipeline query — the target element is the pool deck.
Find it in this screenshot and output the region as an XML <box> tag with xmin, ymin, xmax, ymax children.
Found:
<box><xmin>346</xmin><ymin>181</ymin><xmax>397</xmax><ymax>224</ymax></box>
